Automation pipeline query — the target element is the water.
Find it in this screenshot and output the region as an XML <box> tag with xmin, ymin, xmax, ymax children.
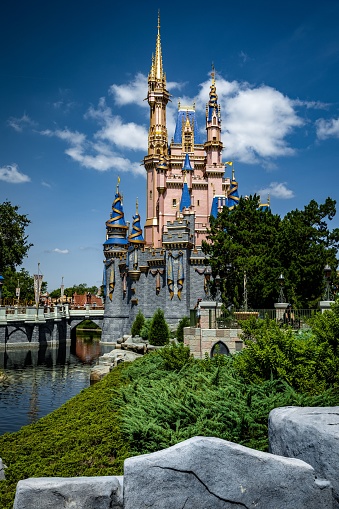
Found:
<box><xmin>0</xmin><ymin>337</ymin><xmax>114</xmax><ymax>436</ymax></box>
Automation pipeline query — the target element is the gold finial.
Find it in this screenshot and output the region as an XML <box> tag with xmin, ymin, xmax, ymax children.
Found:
<box><xmin>116</xmin><ymin>176</ymin><xmax>120</xmax><ymax>194</ymax></box>
<box><xmin>211</xmin><ymin>63</ymin><xmax>215</xmax><ymax>85</ymax></box>
<box><xmin>232</xmin><ymin>166</ymin><xmax>235</xmax><ymax>181</ymax></box>
<box><xmin>183</xmin><ymin>170</ymin><xmax>187</xmax><ymax>183</ymax></box>
<box><xmin>268</xmin><ymin>194</ymin><xmax>270</xmax><ymax>205</ymax></box>
<box><xmin>136</xmin><ymin>197</ymin><xmax>139</xmax><ymax>214</ymax></box>
<box><xmin>154</xmin><ymin>11</ymin><xmax>163</xmax><ymax>81</ymax></box>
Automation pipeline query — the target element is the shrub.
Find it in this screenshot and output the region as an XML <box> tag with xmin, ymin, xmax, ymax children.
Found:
<box><xmin>131</xmin><ymin>310</ymin><xmax>145</xmax><ymax>337</ymax></box>
<box><xmin>176</xmin><ymin>316</ymin><xmax>190</xmax><ymax>343</ymax></box>
<box><xmin>140</xmin><ymin>318</ymin><xmax>152</xmax><ymax>340</ymax></box>
<box><xmin>148</xmin><ymin>308</ymin><xmax>169</xmax><ymax>346</ymax></box>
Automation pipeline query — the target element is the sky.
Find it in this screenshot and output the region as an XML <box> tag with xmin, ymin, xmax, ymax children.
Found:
<box><xmin>1</xmin><ymin>0</ymin><xmax>339</xmax><ymax>292</ymax></box>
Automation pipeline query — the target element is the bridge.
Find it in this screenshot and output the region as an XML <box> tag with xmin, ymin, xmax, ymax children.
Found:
<box><xmin>0</xmin><ymin>304</ymin><xmax>104</xmax><ymax>347</ymax></box>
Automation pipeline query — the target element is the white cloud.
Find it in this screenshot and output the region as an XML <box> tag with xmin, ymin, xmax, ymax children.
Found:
<box><xmin>109</xmin><ymin>72</ymin><xmax>183</xmax><ymax>107</ymax></box>
<box><xmin>41</xmin><ymin>181</ymin><xmax>52</xmax><ymax>188</ymax></box>
<box><xmin>86</xmin><ymin>98</ymin><xmax>148</xmax><ymax>151</ymax></box>
<box><xmin>315</xmin><ymin>117</ymin><xmax>339</xmax><ymax>140</ymax></box>
<box><xmin>256</xmin><ymin>182</ymin><xmax>295</xmax><ymax>199</ymax></box>
<box><xmin>0</xmin><ymin>164</ymin><xmax>31</xmax><ymax>184</ymax></box>
<box><xmin>7</xmin><ymin>114</ymin><xmax>36</xmax><ymax>132</ymax></box>
<box><xmin>52</xmin><ymin>248</ymin><xmax>69</xmax><ymax>254</ymax></box>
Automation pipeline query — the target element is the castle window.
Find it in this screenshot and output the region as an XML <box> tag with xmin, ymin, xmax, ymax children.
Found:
<box><xmin>172</xmin><ymin>198</ymin><xmax>177</xmax><ymax>207</ymax></box>
<box><xmin>150</xmin><ymin>190</ymin><xmax>152</xmax><ymax>200</ymax></box>
<box><xmin>197</xmin><ymin>200</ymin><xmax>200</xmax><ymax>206</ymax></box>
<box><xmin>213</xmin><ymin>136</ymin><xmax>216</xmax><ymax>141</ymax></box>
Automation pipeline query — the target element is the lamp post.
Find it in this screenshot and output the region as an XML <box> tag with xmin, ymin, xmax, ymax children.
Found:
<box><xmin>323</xmin><ymin>264</ymin><xmax>332</xmax><ymax>301</ymax></box>
<box><xmin>0</xmin><ymin>274</ymin><xmax>4</xmax><ymax>307</ymax></box>
<box><xmin>278</xmin><ymin>273</ymin><xmax>286</xmax><ymax>303</ymax></box>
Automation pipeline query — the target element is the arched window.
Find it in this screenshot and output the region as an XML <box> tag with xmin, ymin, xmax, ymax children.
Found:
<box><xmin>211</xmin><ymin>341</ymin><xmax>230</xmax><ymax>357</ymax></box>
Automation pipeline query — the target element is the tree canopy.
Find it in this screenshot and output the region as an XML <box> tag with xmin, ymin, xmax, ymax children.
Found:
<box><xmin>202</xmin><ymin>196</ymin><xmax>339</xmax><ymax>309</ymax></box>
<box><xmin>0</xmin><ymin>201</ymin><xmax>33</xmax><ymax>273</ymax></box>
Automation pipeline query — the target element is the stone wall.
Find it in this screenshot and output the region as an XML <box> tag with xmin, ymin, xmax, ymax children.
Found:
<box><xmin>12</xmin><ymin>407</ymin><xmax>339</xmax><ymax>508</ymax></box>
<box><xmin>184</xmin><ymin>324</ymin><xmax>243</xmax><ymax>358</ymax></box>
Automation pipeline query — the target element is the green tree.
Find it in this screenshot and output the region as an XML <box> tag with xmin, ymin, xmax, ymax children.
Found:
<box><xmin>0</xmin><ymin>201</ymin><xmax>33</xmax><ymax>273</ymax></box>
<box><xmin>131</xmin><ymin>310</ymin><xmax>145</xmax><ymax>337</ymax></box>
<box><xmin>2</xmin><ymin>268</ymin><xmax>47</xmax><ymax>303</ymax></box>
<box><xmin>203</xmin><ymin>196</ymin><xmax>339</xmax><ymax>309</ymax></box>
<box><xmin>176</xmin><ymin>316</ymin><xmax>190</xmax><ymax>343</ymax></box>
<box><xmin>148</xmin><ymin>308</ymin><xmax>170</xmax><ymax>346</ymax></box>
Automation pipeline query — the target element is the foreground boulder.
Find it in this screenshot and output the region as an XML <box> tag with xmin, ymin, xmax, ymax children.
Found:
<box><xmin>13</xmin><ymin>475</ymin><xmax>123</xmax><ymax>509</ymax></box>
<box><xmin>269</xmin><ymin>406</ymin><xmax>339</xmax><ymax>508</ymax></box>
<box><xmin>124</xmin><ymin>436</ymin><xmax>332</xmax><ymax>509</ymax></box>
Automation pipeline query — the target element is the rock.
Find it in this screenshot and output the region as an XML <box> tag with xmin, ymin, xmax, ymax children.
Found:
<box><xmin>269</xmin><ymin>405</ymin><xmax>339</xmax><ymax>508</ymax></box>
<box><xmin>0</xmin><ymin>458</ymin><xmax>7</xmax><ymax>480</ymax></box>
<box><xmin>90</xmin><ymin>365</ymin><xmax>110</xmax><ymax>382</ymax></box>
<box><xmin>124</xmin><ymin>436</ymin><xmax>332</xmax><ymax>509</ymax></box>
<box><xmin>13</xmin><ymin>475</ymin><xmax>123</xmax><ymax>509</ymax></box>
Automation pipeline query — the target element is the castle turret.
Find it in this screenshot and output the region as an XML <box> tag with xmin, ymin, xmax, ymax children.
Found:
<box><xmin>144</xmin><ymin>12</ymin><xmax>170</xmax><ymax>247</ymax></box>
<box><xmin>103</xmin><ymin>178</ymin><xmax>128</xmax><ymax>258</ymax></box>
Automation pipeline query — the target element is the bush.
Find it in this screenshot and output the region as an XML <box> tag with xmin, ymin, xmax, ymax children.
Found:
<box><xmin>148</xmin><ymin>308</ymin><xmax>169</xmax><ymax>346</ymax></box>
<box><xmin>140</xmin><ymin>318</ymin><xmax>152</xmax><ymax>340</ymax></box>
<box><xmin>131</xmin><ymin>310</ymin><xmax>145</xmax><ymax>337</ymax></box>
<box><xmin>176</xmin><ymin>316</ymin><xmax>190</xmax><ymax>343</ymax></box>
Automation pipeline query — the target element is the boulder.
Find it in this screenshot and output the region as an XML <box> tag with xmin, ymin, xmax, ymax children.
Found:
<box><xmin>13</xmin><ymin>475</ymin><xmax>123</xmax><ymax>509</ymax></box>
<box><xmin>269</xmin><ymin>405</ymin><xmax>339</xmax><ymax>508</ymax></box>
<box><xmin>0</xmin><ymin>457</ymin><xmax>6</xmax><ymax>480</ymax></box>
<box><xmin>123</xmin><ymin>436</ymin><xmax>332</xmax><ymax>509</ymax></box>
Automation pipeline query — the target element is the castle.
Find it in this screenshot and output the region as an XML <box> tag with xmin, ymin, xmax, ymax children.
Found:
<box><xmin>100</xmin><ymin>15</ymin><xmax>241</xmax><ymax>342</ymax></box>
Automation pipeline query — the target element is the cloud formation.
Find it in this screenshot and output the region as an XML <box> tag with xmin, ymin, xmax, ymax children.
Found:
<box><xmin>315</xmin><ymin>117</ymin><xmax>339</xmax><ymax>139</ymax></box>
<box><xmin>256</xmin><ymin>182</ymin><xmax>295</xmax><ymax>199</ymax></box>
<box><xmin>40</xmin><ymin>127</ymin><xmax>144</xmax><ymax>176</ymax></box>
<box><xmin>7</xmin><ymin>114</ymin><xmax>36</xmax><ymax>132</ymax></box>
<box><xmin>0</xmin><ymin>164</ymin><xmax>31</xmax><ymax>184</ymax></box>
<box><xmin>50</xmin><ymin>248</ymin><xmax>70</xmax><ymax>254</ymax></box>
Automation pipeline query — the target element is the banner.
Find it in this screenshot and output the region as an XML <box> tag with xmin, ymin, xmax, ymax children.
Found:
<box><xmin>34</xmin><ymin>274</ymin><xmax>43</xmax><ymax>307</ymax></box>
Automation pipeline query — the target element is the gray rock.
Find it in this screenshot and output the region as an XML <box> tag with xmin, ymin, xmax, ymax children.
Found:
<box><xmin>0</xmin><ymin>457</ymin><xmax>7</xmax><ymax>480</ymax></box>
<box><xmin>124</xmin><ymin>436</ymin><xmax>332</xmax><ymax>509</ymax></box>
<box><xmin>269</xmin><ymin>405</ymin><xmax>339</xmax><ymax>508</ymax></box>
<box><xmin>13</xmin><ymin>475</ymin><xmax>123</xmax><ymax>509</ymax></box>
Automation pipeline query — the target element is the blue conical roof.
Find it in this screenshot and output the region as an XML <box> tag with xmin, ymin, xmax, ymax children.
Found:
<box><xmin>180</xmin><ymin>181</ymin><xmax>191</xmax><ymax>211</ymax></box>
<box><xmin>182</xmin><ymin>153</ymin><xmax>193</xmax><ymax>171</ymax></box>
<box><xmin>104</xmin><ymin>189</ymin><xmax>128</xmax><ymax>247</ymax></box>
<box><xmin>128</xmin><ymin>212</ymin><xmax>145</xmax><ymax>245</ymax></box>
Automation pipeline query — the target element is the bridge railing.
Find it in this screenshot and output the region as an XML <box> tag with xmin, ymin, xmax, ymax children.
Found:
<box><xmin>0</xmin><ymin>304</ymin><xmax>104</xmax><ymax>322</ymax></box>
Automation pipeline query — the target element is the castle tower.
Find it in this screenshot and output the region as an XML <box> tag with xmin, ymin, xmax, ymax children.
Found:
<box><xmin>144</xmin><ymin>12</ymin><xmax>170</xmax><ymax>247</ymax></box>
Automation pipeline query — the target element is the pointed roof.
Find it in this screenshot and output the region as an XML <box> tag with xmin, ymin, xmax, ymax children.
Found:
<box><xmin>128</xmin><ymin>199</ymin><xmax>145</xmax><ymax>245</ymax></box>
<box><xmin>180</xmin><ymin>181</ymin><xmax>191</xmax><ymax>212</ymax></box>
<box><xmin>210</xmin><ymin>196</ymin><xmax>228</xmax><ymax>218</ymax></box>
<box><xmin>182</xmin><ymin>153</ymin><xmax>193</xmax><ymax>171</ymax></box>
<box><xmin>173</xmin><ymin>106</ymin><xmax>203</xmax><ymax>144</ymax></box>
<box><xmin>207</xmin><ymin>65</ymin><xmax>219</xmax><ymax>122</ymax></box>
<box><xmin>104</xmin><ymin>179</ymin><xmax>128</xmax><ymax>246</ymax></box>
<box><xmin>149</xmin><ymin>11</ymin><xmax>165</xmax><ymax>83</ymax></box>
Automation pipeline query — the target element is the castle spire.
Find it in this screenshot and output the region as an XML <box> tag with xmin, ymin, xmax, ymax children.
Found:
<box><xmin>154</xmin><ymin>10</ymin><xmax>164</xmax><ymax>81</ymax></box>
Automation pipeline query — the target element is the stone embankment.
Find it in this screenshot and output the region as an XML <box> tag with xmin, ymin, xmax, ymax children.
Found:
<box><xmin>90</xmin><ymin>335</ymin><xmax>161</xmax><ymax>381</ymax></box>
<box><xmin>9</xmin><ymin>406</ymin><xmax>339</xmax><ymax>509</ymax></box>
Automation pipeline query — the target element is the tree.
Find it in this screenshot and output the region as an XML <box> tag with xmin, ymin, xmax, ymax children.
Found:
<box><xmin>131</xmin><ymin>310</ymin><xmax>145</xmax><ymax>337</ymax></box>
<box><xmin>0</xmin><ymin>201</ymin><xmax>33</xmax><ymax>273</ymax></box>
<box><xmin>176</xmin><ymin>316</ymin><xmax>190</xmax><ymax>343</ymax></box>
<box><xmin>2</xmin><ymin>268</ymin><xmax>47</xmax><ymax>303</ymax></box>
<box><xmin>203</xmin><ymin>196</ymin><xmax>339</xmax><ymax>309</ymax></box>
<box><xmin>148</xmin><ymin>308</ymin><xmax>170</xmax><ymax>346</ymax></box>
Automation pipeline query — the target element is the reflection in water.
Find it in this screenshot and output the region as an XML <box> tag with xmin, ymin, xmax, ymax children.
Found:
<box><xmin>0</xmin><ymin>336</ymin><xmax>113</xmax><ymax>436</ymax></box>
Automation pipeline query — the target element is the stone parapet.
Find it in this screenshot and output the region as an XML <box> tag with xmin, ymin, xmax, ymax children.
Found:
<box><xmin>184</xmin><ymin>326</ymin><xmax>243</xmax><ymax>358</ymax></box>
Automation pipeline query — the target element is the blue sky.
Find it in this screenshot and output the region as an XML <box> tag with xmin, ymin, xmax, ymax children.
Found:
<box><xmin>1</xmin><ymin>0</ymin><xmax>339</xmax><ymax>292</ymax></box>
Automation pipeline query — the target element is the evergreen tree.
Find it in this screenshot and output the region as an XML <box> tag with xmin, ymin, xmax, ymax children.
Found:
<box><xmin>148</xmin><ymin>308</ymin><xmax>169</xmax><ymax>346</ymax></box>
<box><xmin>176</xmin><ymin>316</ymin><xmax>190</xmax><ymax>343</ymax></box>
<box><xmin>203</xmin><ymin>196</ymin><xmax>339</xmax><ymax>309</ymax></box>
<box><xmin>131</xmin><ymin>310</ymin><xmax>145</xmax><ymax>337</ymax></box>
<box><xmin>0</xmin><ymin>201</ymin><xmax>33</xmax><ymax>273</ymax></box>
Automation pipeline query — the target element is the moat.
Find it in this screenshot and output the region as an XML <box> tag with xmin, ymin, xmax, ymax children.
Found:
<box><xmin>0</xmin><ymin>335</ymin><xmax>113</xmax><ymax>435</ymax></box>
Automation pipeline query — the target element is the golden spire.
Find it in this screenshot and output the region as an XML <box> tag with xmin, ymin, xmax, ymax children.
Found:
<box><xmin>154</xmin><ymin>10</ymin><xmax>164</xmax><ymax>81</ymax></box>
<box><xmin>136</xmin><ymin>197</ymin><xmax>139</xmax><ymax>215</ymax></box>
<box><xmin>116</xmin><ymin>175</ymin><xmax>120</xmax><ymax>194</ymax></box>
<box><xmin>211</xmin><ymin>63</ymin><xmax>215</xmax><ymax>85</ymax></box>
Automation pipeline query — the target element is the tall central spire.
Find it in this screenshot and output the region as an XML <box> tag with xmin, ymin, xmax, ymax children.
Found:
<box><xmin>154</xmin><ymin>11</ymin><xmax>164</xmax><ymax>81</ymax></box>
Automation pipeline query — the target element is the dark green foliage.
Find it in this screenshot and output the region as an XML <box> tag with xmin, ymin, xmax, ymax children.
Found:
<box><xmin>233</xmin><ymin>316</ymin><xmax>339</xmax><ymax>394</ymax></box>
<box><xmin>131</xmin><ymin>310</ymin><xmax>145</xmax><ymax>337</ymax></box>
<box><xmin>114</xmin><ymin>347</ymin><xmax>339</xmax><ymax>456</ymax></box>
<box><xmin>140</xmin><ymin>318</ymin><xmax>152</xmax><ymax>340</ymax></box>
<box><xmin>0</xmin><ymin>201</ymin><xmax>33</xmax><ymax>273</ymax></box>
<box><xmin>148</xmin><ymin>308</ymin><xmax>169</xmax><ymax>346</ymax></box>
<box><xmin>203</xmin><ymin>196</ymin><xmax>339</xmax><ymax>308</ymax></box>
<box><xmin>157</xmin><ymin>342</ymin><xmax>193</xmax><ymax>371</ymax></box>
<box><xmin>309</xmin><ymin>300</ymin><xmax>339</xmax><ymax>354</ymax></box>
<box><xmin>176</xmin><ymin>316</ymin><xmax>190</xmax><ymax>342</ymax></box>
<box><xmin>0</xmin><ymin>366</ymin><xmax>130</xmax><ymax>509</ymax></box>
<box><xmin>77</xmin><ymin>319</ymin><xmax>101</xmax><ymax>330</ymax></box>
